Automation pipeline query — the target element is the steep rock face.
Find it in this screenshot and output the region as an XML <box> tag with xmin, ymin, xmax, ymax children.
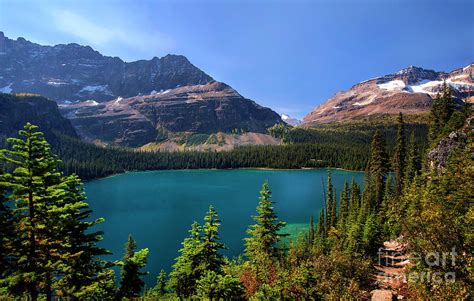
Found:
<box><xmin>427</xmin><ymin>117</ymin><xmax>473</xmax><ymax>174</ymax></box>
<box><xmin>0</xmin><ymin>32</ymin><xmax>212</xmax><ymax>102</ymax></box>
<box><xmin>303</xmin><ymin>64</ymin><xmax>474</xmax><ymax>125</ymax></box>
<box><xmin>60</xmin><ymin>82</ymin><xmax>281</xmax><ymax>147</ymax></box>
<box><xmin>0</xmin><ymin>93</ymin><xmax>77</xmax><ymax>141</ymax></box>
<box><xmin>0</xmin><ymin>32</ymin><xmax>282</xmax><ymax>145</ymax></box>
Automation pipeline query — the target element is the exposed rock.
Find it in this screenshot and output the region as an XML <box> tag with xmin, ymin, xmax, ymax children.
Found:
<box><xmin>371</xmin><ymin>289</ymin><xmax>395</xmax><ymax>301</ymax></box>
<box><xmin>372</xmin><ymin>237</ymin><xmax>409</xmax><ymax>301</ymax></box>
<box><xmin>0</xmin><ymin>33</ymin><xmax>212</xmax><ymax>102</ymax></box>
<box><xmin>0</xmin><ymin>93</ymin><xmax>77</xmax><ymax>142</ymax></box>
<box><xmin>60</xmin><ymin>82</ymin><xmax>281</xmax><ymax>147</ymax></box>
<box><xmin>0</xmin><ymin>32</ymin><xmax>282</xmax><ymax>145</ymax></box>
<box><xmin>303</xmin><ymin>64</ymin><xmax>474</xmax><ymax>125</ymax></box>
<box><xmin>428</xmin><ymin>117</ymin><xmax>472</xmax><ymax>173</ymax></box>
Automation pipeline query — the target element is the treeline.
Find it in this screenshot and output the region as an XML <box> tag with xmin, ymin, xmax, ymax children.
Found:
<box><xmin>53</xmin><ymin>118</ymin><xmax>429</xmax><ymax>180</ymax></box>
<box><xmin>52</xmin><ymin>136</ymin><xmax>370</xmax><ymax>180</ymax></box>
<box><xmin>283</xmin><ymin>117</ymin><xmax>428</xmax><ymax>152</ymax></box>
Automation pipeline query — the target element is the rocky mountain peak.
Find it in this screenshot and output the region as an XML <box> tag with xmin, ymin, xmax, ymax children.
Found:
<box><xmin>302</xmin><ymin>63</ymin><xmax>474</xmax><ymax>125</ymax></box>
<box><xmin>0</xmin><ymin>32</ymin><xmax>281</xmax><ymax>145</ymax></box>
<box><xmin>0</xmin><ymin>31</ymin><xmax>5</xmax><ymax>53</ymax></box>
<box><xmin>387</xmin><ymin>66</ymin><xmax>443</xmax><ymax>85</ymax></box>
<box><xmin>0</xmin><ymin>33</ymin><xmax>214</xmax><ymax>102</ymax></box>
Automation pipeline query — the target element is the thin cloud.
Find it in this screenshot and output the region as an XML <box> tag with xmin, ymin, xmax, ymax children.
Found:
<box><xmin>51</xmin><ymin>9</ymin><xmax>174</xmax><ymax>56</ymax></box>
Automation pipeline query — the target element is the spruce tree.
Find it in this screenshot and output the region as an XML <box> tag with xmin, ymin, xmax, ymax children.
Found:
<box><xmin>156</xmin><ymin>269</ymin><xmax>167</xmax><ymax>296</ymax></box>
<box><xmin>429</xmin><ymin>82</ymin><xmax>454</xmax><ymax>145</ymax></box>
<box><xmin>325</xmin><ymin>174</ymin><xmax>335</xmax><ymax>229</ymax></box>
<box><xmin>348</xmin><ymin>178</ymin><xmax>361</xmax><ymax>225</ymax></box>
<box><xmin>117</xmin><ymin>235</ymin><xmax>149</xmax><ymax>299</ymax></box>
<box><xmin>245</xmin><ymin>182</ymin><xmax>287</xmax><ymax>264</ymax></box>
<box><xmin>200</xmin><ymin>205</ymin><xmax>225</xmax><ymax>273</ymax></box>
<box><xmin>0</xmin><ymin>173</ymin><xmax>13</xmax><ymax>285</ymax></box>
<box><xmin>168</xmin><ymin>222</ymin><xmax>203</xmax><ymax>298</ymax></box>
<box><xmin>316</xmin><ymin>208</ymin><xmax>326</xmax><ymax>238</ymax></box>
<box><xmin>404</xmin><ymin>131</ymin><xmax>421</xmax><ymax>185</ymax></box>
<box><xmin>338</xmin><ymin>181</ymin><xmax>350</xmax><ymax>230</ymax></box>
<box><xmin>0</xmin><ymin>123</ymin><xmax>65</xmax><ymax>300</ymax></box>
<box><xmin>393</xmin><ymin>113</ymin><xmax>406</xmax><ymax>196</ymax></box>
<box><xmin>54</xmin><ymin>174</ymin><xmax>110</xmax><ymax>298</ymax></box>
<box><xmin>308</xmin><ymin>215</ymin><xmax>315</xmax><ymax>246</ymax></box>
<box><xmin>367</xmin><ymin>130</ymin><xmax>389</xmax><ymax>208</ymax></box>
<box><xmin>330</xmin><ymin>187</ymin><xmax>337</xmax><ymax>228</ymax></box>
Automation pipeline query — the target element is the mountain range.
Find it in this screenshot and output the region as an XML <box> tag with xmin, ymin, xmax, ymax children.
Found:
<box><xmin>0</xmin><ymin>32</ymin><xmax>281</xmax><ymax>146</ymax></box>
<box><xmin>302</xmin><ymin>64</ymin><xmax>473</xmax><ymax>125</ymax></box>
<box><xmin>1</xmin><ymin>32</ymin><xmax>472</xmax><ymax>147</ymax></box>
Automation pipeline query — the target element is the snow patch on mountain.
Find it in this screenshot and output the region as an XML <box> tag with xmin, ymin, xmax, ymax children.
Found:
<box><xmin>78</xmin><ymin>85</ymin><xmax>113</xmax><ymax>95</ymax></box>
<box><xmin>0</xmin><ymin>83</ymin><xmax>12</xmax><ymax>93</ymax></box>
<box><xmin>84</xmin><ymin>100</ymin><xmax>100</xmax><ymax>106</ymax></box>
<box><xmin>377</xmin><ymin>80</ymin><xmax>406</xmax><ymax>91</ymax></box>
<box><xmin>281</xmin><ymin>114</ymin><xmax>302</xmax><ymax>126</ymax></box>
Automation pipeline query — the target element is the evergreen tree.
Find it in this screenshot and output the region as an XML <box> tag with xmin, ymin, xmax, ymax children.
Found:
<box><xmin>325</xmin><ymin>174</ymin><xmax>337</xmax><ymax>229</ymax></box>
<box><xmin>117</xmin><ymin>235</ymin><xmax>149</xmax><ymax>299</ymax></box>
<box><xmin>0</xmin><ymin>172</ymin><xmax>13</xmax><ymax>288</ymax></box>
<box><xmin>308</xmin><ymin>215</ymin><xmax>315</xmax><ymax>246</ymax></box>
<box><xmin>156</xmin><ymin>269</ymin><xmax>167</xmax><ymax>296</ymax></box>
<box><xmin>54</xmin><ymin>174</ymin><xmax>110</xmax><ymax>298</ymax></box>
<box><xmin>338</xmin><ymin>181</ymin><xmax>350</xmax><ymax>230</ymax></box>
<box><xmin>392</xmin><ymin>113</ymin><xmax>406</xmax><ymax>196</ymax></box>
<box><xmin>348</xmin><ymin>178</ymin><xmax>361</xmax><ymax>225</ymax></box>
<box><xmin>168</xmin><ymin>222</ymin><xmax>203</xmax><ymax>298</ymax></box>
<box><xmin>200</xmin><ymin>205</ymin><xmax>225</xmax><ymax>273</ymax></box>
<box><xmin>0</xmin><ymin>123</ymin><xmax>65</xmax><ymax>300</ymax></box>
<box><xmin>316</xmin><ymin>208</ymin><xmax>326</xmax><ymax>238</ymax></box>
<box><xmin>367</xmin><ymin>130</ymin><xmax>389</xmax><ymax>208</ymax></box>
<box><xmin>404</xmin><ymin>131</ymin><xmax>421</xmax><ymax>185</ymax></box>
<box><xmin>245</xmin><ymin>182</ymin><xmax>287</xmax><ymax>264</ymax></box>
<box><xmin>428</xmin><ymin>82</ymin><xmax>454</xmax><ymax>145</ymax></box>
<box><xmin>331</xmin><ymin>187</ymin><xmax>337</xmax><ymax>228</ymax></box>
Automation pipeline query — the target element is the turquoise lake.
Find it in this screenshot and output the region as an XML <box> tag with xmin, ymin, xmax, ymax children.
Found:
<box><xmin>84</xmin><ymin>169</ymin><xmax>364</xmax><ymax>286</ymax></box>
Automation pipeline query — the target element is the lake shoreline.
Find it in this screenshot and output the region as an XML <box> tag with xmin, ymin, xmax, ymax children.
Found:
<box><xmin>87</xmin><ymin>166</ymin><xmax>365</xmax><ymax>182</ymax></box>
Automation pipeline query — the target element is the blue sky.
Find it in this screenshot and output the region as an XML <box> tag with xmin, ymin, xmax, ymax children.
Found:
<box><xmin>1</xmin><ymin>0</ymin><xmax>472</xmax><ymax>118</ymax></box>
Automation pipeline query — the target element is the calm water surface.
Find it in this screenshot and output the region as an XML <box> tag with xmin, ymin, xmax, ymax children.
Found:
<box><xmin>84</xmin><ymin>169</ymin><xmax>364</xmax><ymax>285</ymax></box>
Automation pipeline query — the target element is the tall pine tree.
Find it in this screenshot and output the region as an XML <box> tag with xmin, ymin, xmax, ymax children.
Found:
<box><xmin>392</xmin><ymin>113</ymin><xmax>406</xmax><ymax>196</ymax></box>
<box><xmin>200</xmin><ymin>205</ymin><xmax>226</xmax><ymax>273</ymax></box>
<box><xmin>245</xmin><ymin>182</ymin><xmax>287</xmax><ymax>264</ymax></box>
<box><xmin>0</xmin><ymin>123</ymin><xmax>65</xmax><ymax>300</ymax></box>
<box><xmin>367</xmin><ymin>130</ymin><xmax>389</xmax><ymax>208</ymax></box>
<box><xmin>117</xmin><ymin>235</ymin><xmax>149</xmax><ymax>299</ymax></box>
<box><xmin>54</xmin><ymin>174</ymin><xmax>110</xmax><ymax>299</ymax></box>
<box><xmin>168</xmin><ymin>222</ymin><xmax>203</xmax><ymax>298</ymax></box>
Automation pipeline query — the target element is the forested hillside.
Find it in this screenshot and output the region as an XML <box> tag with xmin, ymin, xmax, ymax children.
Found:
<box><xmin>54</xmin><ymin>135</ymin><xmax>370</xmax><ymax>180</ymax></box>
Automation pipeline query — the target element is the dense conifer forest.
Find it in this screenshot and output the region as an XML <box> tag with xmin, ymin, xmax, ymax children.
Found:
<box><xmin>0</xmin><ymin>85</ymin><xmax>472</xmax><ymax>299</ymax></box>
<box><xmin>47</xmin><ymin>116</ymin><xmax>428</xmax><ymax>180</ymax></box>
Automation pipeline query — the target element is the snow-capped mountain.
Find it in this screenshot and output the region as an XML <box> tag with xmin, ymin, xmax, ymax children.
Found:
<box><xmin>302</xmin><ymin>64</ymin><xmax>474</xmax><ymax>125</ymax></box>
<box><xmin>281</xmin><ymin>114</ymin><xmax>302</xmax><ymax>126</ymax></box>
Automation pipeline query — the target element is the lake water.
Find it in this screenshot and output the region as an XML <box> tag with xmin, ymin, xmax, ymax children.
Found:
<box><xmin>84</xmin><ymin>169</ymin><xmax>364</xmax><ymax>286</ymax></box>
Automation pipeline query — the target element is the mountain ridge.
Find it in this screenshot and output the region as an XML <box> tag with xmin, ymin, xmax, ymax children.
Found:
<box><xmin>0</xmin><ymin>32</ymin><xmax>213</xmax><ymax>102</ymax></box>
<box><xmin>302</xmin><ymin>63</ymin><xmax>473</xmax><ymax>125</ymax></box>
<box><xmin>0</xmin><ymin>32</ymin><xmax>282</xmax><ymax>146</ymax></box>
